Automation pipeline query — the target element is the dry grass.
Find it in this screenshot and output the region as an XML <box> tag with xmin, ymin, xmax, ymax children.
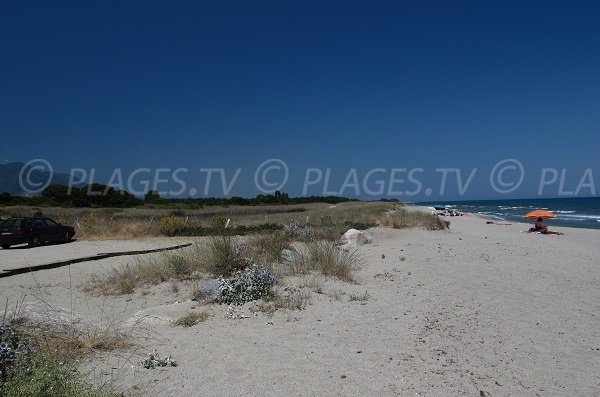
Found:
<box><xmin>35</xmin><ymin>326</ymin><xmax>131</xmax><ymax>360</ymax></box>
<box><xmin>300</xmin><ymin>274</ymin><xmax>325</xmax><ymax>294</ymax></box>
<box><xmin>84</xmin><ymin>250</ymin><xmax>199</xmax><ymax>295</ymax></box>
<box><xmin>248</xmin><ymin>231</ymin><xmax>291</xmax><ymax>263</ymax></box>
<box><xmin>327</xmin><ymin>289</ymin><xmax>345</xmax><ymax>301</ymax></box>
<box><xmin>172</xmin><ymin>310</ymin><xmax>210</xmax><ymax>327</ymax></box>
<box><xmin>81</xmin><ymin>201</ymin><xmax>389</xmax><ymax>298</ymax></box>
<box><xmin>268</xmin><ymin>240</ymin><xmax>362</xmax><ymax>283</ymax></box>
<box><xmin>349</xmin><ymin>290</ymin><xmax>371</xmax><ymax>302</ymax></box>
<box><xmin>0</xmin><ymin>313</ymin><xmax>126</xmax><ymax>397</ymax></box>
<box><xmin>3</xmin><ymin>299</ymin><xmax>134</xmax><ymax>362</ymax></box>
<box><xmin>256</xmin><ymin>288</ymin><xmax>312</xmax><ymax>313</ymax></box>
<box><xmin>2</xmin><ymin>201</ymin><xmax>395</xmax><ymax>239</ymax></box>
<box><xmin>306</xmin><ymin>241</ymin><xmax>362</xmax><ymax>282</ymax></box>
<box><xmin>85</xmin><ymin>236</ymin><xmax>252</xmax><ymax>295</ymax></box>
<box><xmin>383</xmin><ymin>207</ymin><xmax>448</xmax><ymax>230</ymax></box>
<box><xmin>86</xmin><ymin>262</ymin><xmax>164</xmax><ymax>295</ymax></box>
<box><xmin>73</xmin><ymin>214</ymin><xmax>152</xmax><ymax>240</ymax></box>
<box><xmin>196</xmin><ymin>235</ymin><xmax>247</xmax><ymax>276</ymax></box>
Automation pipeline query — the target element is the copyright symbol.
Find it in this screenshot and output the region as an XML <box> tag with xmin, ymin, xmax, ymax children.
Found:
<box><xmin>254</xmin><ymin>159</ymin><xmax>289</xmax><ymax>193</ymax></box>
<box><xmin>19</xmin><ymin>159</ymin><xmax>54</xmax><ymax>194</ymax></box>
<box><xmin>489</xmin><ymin>159</ymin><xmax>524</xmax><ymax>194</ymax></box>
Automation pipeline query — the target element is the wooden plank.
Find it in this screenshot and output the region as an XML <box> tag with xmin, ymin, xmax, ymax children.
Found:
<box><xmin>0</xmin><ymin>242</ymin><xmax>193</xmax><ymax>278</ymax></box>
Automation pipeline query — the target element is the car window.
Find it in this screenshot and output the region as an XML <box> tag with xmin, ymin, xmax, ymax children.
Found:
<box><xmin>33</xmin><ymin>219</ymin><xmax>46</xmax><ymax>227</ymax></box>
<box><xmin>44</xmin><ymin>218</ymin><xmax>59</xmax><ymax>226</ymax></box>
<box><xmin>24</xmin><ymin>219</ymin><xmax>34</xmax><ymax>227</ymax></box>
<box><xmin>0</xmin><ymin>219</ymin><xmax>21</xmax><ymax>228</ymax></box>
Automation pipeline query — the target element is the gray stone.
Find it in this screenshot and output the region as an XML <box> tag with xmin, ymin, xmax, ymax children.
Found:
<box><xmin>340</xmin><ymin>229</ymin><xmax>370</xmax><ymax>247</ymax></box>
<box><xmin>193</xmin><ymin>278</ymin><xmax>222</xmax><ymax>301</ymax></box>
<box><xmin>280</xmin><ymin>248</ymin><xmax>298</xmax><ymax>262</ymax></box>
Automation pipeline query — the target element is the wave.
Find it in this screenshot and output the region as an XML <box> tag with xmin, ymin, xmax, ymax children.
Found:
<box><xmin>477</xmin><ymin>212</ymin><xmax>506</xmax><ymax>221</ymax></box>
<box><xmin>558</xmin><ymin>214</ymin><xmax>600</xmax><ymax>220</ymax></box>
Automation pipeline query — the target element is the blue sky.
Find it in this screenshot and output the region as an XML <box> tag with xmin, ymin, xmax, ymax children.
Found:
<box><xmin>1</xmin><ymin>1</ymin><xmax>599</xmax><ymax>200</ymax></box>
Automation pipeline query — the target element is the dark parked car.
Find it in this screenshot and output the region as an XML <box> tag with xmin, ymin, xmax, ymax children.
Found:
<box><xmin>0</xmin><ymin>217</ymin><xmax>75</xmax><ymax>249</ymax></box>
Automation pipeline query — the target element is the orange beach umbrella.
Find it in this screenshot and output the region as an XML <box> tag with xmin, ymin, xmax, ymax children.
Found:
<box><xmin>523</xmin><ymin>209</ymin><xmax>555</xmax><ymax>219</ymax></box>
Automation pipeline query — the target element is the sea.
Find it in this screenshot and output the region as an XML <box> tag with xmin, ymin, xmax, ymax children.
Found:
<box><xmin>417</xmin><ymin>197</ymin><xmax>600</xmax><ymax>230</ymax></box>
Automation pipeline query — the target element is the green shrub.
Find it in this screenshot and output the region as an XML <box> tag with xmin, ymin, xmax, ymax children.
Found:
<box><xmin>157</xmin><ymin>216</ymin><xmax>186</xmax><ymax>236</ymax></box>
<box><xmin>80</xmin><ymin>214</ymin><xmax>99</xmax><ymax>233</ymax></box>
<box><xmin>1</xmin><ymin>358</ymin><xmax>115</xmax><ymax>397</ymax></box>
<box><xmin>209</xmin><ymin>215</ymin><xmax>227</xmax><ymax>229</ymax></box>
<box><xmin>176</xmin><ymin>223</ymin><xmax>282</xmax><ymax>237</ymax></box>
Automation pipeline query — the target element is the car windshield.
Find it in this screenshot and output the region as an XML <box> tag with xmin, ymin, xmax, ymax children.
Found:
<box><xmin>44</xmin><ymin>218</ymin><xmax>59</xmax><ymax>226</ymax></box>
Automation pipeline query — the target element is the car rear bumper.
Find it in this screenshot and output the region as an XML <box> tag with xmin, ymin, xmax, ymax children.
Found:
<box><xmin>0</xmin><ymin>236</ymin><xmax>28</xmax><ymax>245</ymax></box>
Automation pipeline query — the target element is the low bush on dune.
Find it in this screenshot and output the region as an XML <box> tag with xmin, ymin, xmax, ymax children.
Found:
<box><xmin>172</xmin><ymin>223</ymin><xmax>283</xmax><ymax>237</ymax></box>
<box><xmin>283</xmin><ymin>220</ymin><xmax>315</xmax><ymax>241</ymax></box>
<box><xmin>306</xmin><ymin>241</ymin><xmax>362</xmax><ymax>282</ymax></box>
<box><xmin>85</xmin><ymin>250</ymin><xmax>197</xmax><ymax>295</ymax></box>
<box><xmin>216</xmin><ymin>264</ymin><xmax>277</xmax><ymax>305</ymax></box>
<box><xmin>197</xmin><ymin>236</ymin><xmax>250</xmax><ymax>276</ymax></box>
<box><xmin>275</xmin><ymin>240</ymin><xmax>362</xmax><ymax>281</ymax></box>
<box><xmin>384</xmin><ymin>208</ymin><xmax>448</xmax><ymax>230</ymax></box>
<box><xmin>86</xmin><ymin>236</ymin><xmax>253</xmax><ymax>295</ymax></box>
<box><xmin>86</xmin><ymin>207</ymin><xmax>442</xmax><ymax>297</ymax></box>
<box><xmin>172</xmin><ymin>310</ymin><xmax>210</xmax><ymax>327</ymax></box>
<box><xmin>0</xmin><ymin>322</ymin><xmax>121</xmax><ymax>397</ymax></box>
<box><xmin>157</xmin><ymin>215</ymin><xmax>186</xmax><ymax>236</ymax></box>
<box><xmin>249</xmin><ymin>231</ymin><xmax>291</xmax><ymax>262</ymax></box>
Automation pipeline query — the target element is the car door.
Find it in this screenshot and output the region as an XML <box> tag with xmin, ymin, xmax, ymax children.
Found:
<box><xmin>32</xmin><ymin>218</ymin><xmax>51</xmax><ymax>242</ymax></box>
<box><xmin>43</xmin><ymin>218</ymin><xmax>63</xmax><ymax>241</ymax></box>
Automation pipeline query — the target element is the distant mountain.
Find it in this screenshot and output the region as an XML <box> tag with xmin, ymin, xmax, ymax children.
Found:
<box><xmin>0</xmin><ymin>162</ymin><xmax>73</xmax><ymax>196</ymax></box>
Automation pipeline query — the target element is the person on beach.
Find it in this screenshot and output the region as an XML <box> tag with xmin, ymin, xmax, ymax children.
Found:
<box><xmin>530</xmin><ymin>217</ymin><xmax>548</xmax><ymax>234</ymax></box>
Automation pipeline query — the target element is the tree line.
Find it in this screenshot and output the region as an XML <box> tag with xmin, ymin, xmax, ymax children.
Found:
<box><xmin>0</xmin><ymin>184</ymin><xmax>361</xmax><ymax>208</ymax></box>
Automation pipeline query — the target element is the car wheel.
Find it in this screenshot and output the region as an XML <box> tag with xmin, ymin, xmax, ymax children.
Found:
<box><xmin>1</xmin><ymin>244</ymin><xmax>9</xmax><ymax>249</ymax></box>
<box><xmin>29</xmin><ymin>235</ymin><xmax>41</xmax><ymax>247</ymax></box>
<box><xmin>64</xmin><ymin>232</ymin><xmax>72</xmax><ymax>243</ymax></box>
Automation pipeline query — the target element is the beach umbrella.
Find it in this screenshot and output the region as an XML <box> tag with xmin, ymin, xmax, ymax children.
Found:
<box><xmin>523</xmin><ymin>209</ymin><xmax>555</xmax><ymax>219</ymax></box>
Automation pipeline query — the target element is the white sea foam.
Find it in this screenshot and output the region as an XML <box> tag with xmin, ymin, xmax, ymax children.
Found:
<box><xmin>557</xmin><ymin>214</ymin><xmax>600</xmax><ymax>220</ymax></box>
<box><xmin>478</xmin><ymin>212</ymin><xmax>505</xmax><ymax>221</ymax></box>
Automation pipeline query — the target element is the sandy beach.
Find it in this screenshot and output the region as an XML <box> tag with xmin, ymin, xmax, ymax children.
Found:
<box><xmin>1</xmin><ymin>213</ymin><xmax>599</xmax><ymax>396</ymax></box>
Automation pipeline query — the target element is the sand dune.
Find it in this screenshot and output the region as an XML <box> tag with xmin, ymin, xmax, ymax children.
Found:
<box><xmin>1</xmin><ymin>214</ymin><xmax>599</xmax><ymax>396</ymax></box>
